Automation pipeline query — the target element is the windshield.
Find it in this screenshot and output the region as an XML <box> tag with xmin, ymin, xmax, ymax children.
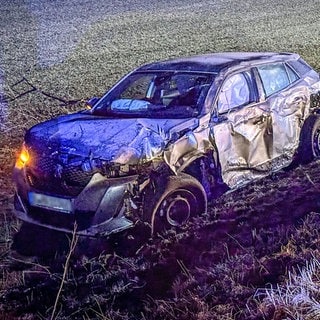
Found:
<box><xmin>92</xmin><ymin>71</ymin><xmax>215</xmax><ymax>118</ymax></box>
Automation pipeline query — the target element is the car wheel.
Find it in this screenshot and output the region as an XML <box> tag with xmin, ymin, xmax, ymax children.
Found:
<box><xmin>298</xmin><ymin>115</ymin><xmax>320</xmax><ymax>163</ymax></box>
<box><xmin>144</xmin><ymin>173</ymin><xmax>207</xmax><ymax>236</ymax></box>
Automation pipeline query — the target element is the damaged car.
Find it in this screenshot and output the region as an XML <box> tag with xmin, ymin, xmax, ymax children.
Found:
<box><xmin>13</xmin><ymin>52</ymin><xmax>320</xmax><ymax>238</ymax></box>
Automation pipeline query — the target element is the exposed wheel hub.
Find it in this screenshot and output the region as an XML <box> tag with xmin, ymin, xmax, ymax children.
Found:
<box><xmin>166</xmin><ymin>195</ymin><xmax>191</xmax><ymax>226</ymax></box>
<box><xmin>159</xmin><ymin>190</ymin><xmax>196</xmax><ymax>227</ymax></box>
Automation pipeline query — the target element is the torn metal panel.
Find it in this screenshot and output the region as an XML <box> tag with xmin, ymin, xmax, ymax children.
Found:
<box><xmin>271</xmin><ymin>86</ymin><xmax>309</xmax><ymax>160</ymax></box>
<box><xmin>163</xmin><ymin>125</ymin><xmax>214</xmax><ymax>173</ymax></box>
<box><xmin>213</xmin><ymin>103</ymin><xmax>273</xmax><ymax>187</ymax></box>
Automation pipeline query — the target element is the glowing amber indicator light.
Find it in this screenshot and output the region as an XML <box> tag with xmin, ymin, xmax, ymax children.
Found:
<box><xmin>20</xmin><ymin>149</ymin><xmax>29</xmax><ymax>163</ymax></box>
<box><xmin>16</xmin><ymin>145</ymin><xmax>30</xmax><ymax>169</ymax></box>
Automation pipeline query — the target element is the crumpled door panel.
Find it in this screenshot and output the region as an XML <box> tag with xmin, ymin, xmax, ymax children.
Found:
<box><xmin>213</xmin><ymin>104</ymin><xmax>273</xmax><ymax>187</ymax></box>
<box><xmin>271</xmin><ymin>86</ymin><xmax>309</xmax><ymax>159</ymax></box>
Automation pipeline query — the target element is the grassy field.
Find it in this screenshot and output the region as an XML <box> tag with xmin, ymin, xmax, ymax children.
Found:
<box><xmin>1</xmin><ymin>0</ymin><xmax>320</xmax><ymax>319</ymax></box>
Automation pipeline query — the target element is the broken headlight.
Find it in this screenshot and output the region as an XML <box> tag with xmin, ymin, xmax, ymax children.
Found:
<box><xmin>104</xmin><ymin>163</ymin><xmax>139</xmax><ymax>178</ymax></box>
<box><xmin>80</xmin><ymin>157</ymin><xmax>140</xmax><ymax>178</ymax></box>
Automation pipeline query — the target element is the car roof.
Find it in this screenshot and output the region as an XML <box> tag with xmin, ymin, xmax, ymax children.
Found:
<box><xmin>138</xmin><ymin>52</ymin><xmax>300</xmax><ymax>73</ymax></box>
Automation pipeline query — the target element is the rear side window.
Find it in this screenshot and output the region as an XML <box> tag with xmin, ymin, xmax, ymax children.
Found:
<box><xmin>288</xmin><ymin>58</ymin><xmax>312</xmax><ymax>76</ymax></box>
<box><xmin>257</xmin><ymin>63</ymin><xmax>298</xmax><ymax>97</ymax></box>
<box><xmin>286</xmin><ymin>64</ymin><xmax>299</xmax><ymax>83</ymax></box>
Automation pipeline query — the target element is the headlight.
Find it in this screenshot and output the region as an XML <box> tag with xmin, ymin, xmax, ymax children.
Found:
<box><xmin>15</xmin><ymin>144</ymin><xmax>30</xmax><ymax>169</ymax></box>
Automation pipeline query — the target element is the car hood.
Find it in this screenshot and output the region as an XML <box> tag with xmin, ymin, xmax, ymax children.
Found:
<box><xmin>25</xmin><ymin>112</ymin><xmax>198</xmax><ymax>164</ymax></box>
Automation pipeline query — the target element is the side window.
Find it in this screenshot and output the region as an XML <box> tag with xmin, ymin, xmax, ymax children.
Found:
<box><xmin>257</xmin><ymin>63</ymin><xmax>291</xmax><ymax>97</ymax></box>
<box><xmin>286</xmin><ymin>64</ymin><xmax>299</xmax><ymax>83</ymax></box>
<box><xmin>217</xmin><ymin>73</ymin><xmax>251</xmax><ymax>113</ymax></box>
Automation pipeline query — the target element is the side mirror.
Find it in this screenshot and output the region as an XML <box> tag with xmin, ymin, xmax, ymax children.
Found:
<box><xmin>86</xmin><ymin>97</ymin><xmax>100</xmax><ymax>109</ymax></box>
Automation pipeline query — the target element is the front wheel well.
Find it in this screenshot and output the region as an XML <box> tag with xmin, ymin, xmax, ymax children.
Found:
<box><xmin>142</xmin><ymin>172</ymin><xmax>207</xmax><ymax>236</ymax></box>
<box><xmin>182</xmin><ymin>153</ymin><xmax>226</xmax><ymax>199</ymax></box>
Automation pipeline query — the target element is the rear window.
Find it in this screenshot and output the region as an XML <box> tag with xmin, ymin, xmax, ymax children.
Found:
<box><xmin>288</xmin><ymin>58</ymin><xmax>313</xmax><ymax>76</ymax></box>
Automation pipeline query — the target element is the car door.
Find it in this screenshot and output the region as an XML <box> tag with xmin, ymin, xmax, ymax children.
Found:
<box><xmin>212</xmin><ymin>70</ymin><xmax>273</xmax><ymax>188</ymax></box>
<box><xmin>256</xmin><ymin>62</ymin><xmax>308</xmax><ymax>165</ymax></box>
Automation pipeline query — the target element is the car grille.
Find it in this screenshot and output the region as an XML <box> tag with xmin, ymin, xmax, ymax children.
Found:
<box><xmin>26</xmin><ymin>153</ymin><xmax>92</xmax><ymax>197</ymax></box>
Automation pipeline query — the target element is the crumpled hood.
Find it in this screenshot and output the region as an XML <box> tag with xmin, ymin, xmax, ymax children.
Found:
<box><xmin>25</xmin><ymin>112</ymin><xmax>198</xmax><ymax>164</ymax></box>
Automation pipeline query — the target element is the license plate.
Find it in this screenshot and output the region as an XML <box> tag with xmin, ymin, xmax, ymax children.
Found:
<box><xmin>28</xmin><ymin>192</ymin><xmax>73</xmax><ymax>214</ymax></box>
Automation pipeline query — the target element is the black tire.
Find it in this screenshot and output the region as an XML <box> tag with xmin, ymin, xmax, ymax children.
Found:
<box><xmin>297</xmin><ymin>115</ymin><xmax>320</xmax><ymax>164</ymax></box>
<box><xmin>144</xmin><ymin>173</ymin><xmax>207</xmax><ymax>236</ymax></box>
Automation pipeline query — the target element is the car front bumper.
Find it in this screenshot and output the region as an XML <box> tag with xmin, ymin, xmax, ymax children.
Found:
<box><xmin>13</xmin><ymin>167</ymin><xmax>137</xmax><ymax>237</ymax></box>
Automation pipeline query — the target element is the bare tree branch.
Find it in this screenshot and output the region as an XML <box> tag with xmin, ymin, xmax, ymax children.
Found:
<box><xmin>7</xmin><ymin>76</ymin><xmax>81</xmax><ymax>106</ymax></box>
